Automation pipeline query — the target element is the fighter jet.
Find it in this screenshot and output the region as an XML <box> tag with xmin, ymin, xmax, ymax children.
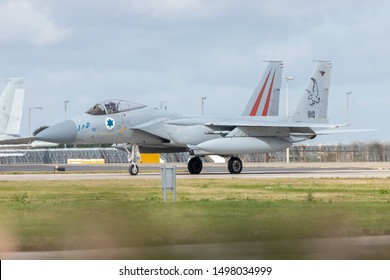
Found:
<box><xmin>35</xmin><ymin>61</ymin><xmax>350</xmax><ymax>175</ymax></box>
<box><xmin>0</xmin><ymin>78</ymin><xmax>58</xmax><ymax>149</ymax></box>
<box><xmin>0</xmin><ymin>78</ymin><xmax>25</xmax><ymax>141</ymax></box>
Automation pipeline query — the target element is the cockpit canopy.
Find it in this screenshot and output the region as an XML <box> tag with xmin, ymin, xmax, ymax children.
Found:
<box><xmin>86</xmin><ymin>99</ymin><xmax>146</xmax><ymax>115</ymax></box>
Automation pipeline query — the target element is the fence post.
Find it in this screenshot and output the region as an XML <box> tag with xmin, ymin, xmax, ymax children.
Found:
<box><xmin>161</xmin><ymin>165</ymin><xmax>176</xmax><ymax>202</ymax></box>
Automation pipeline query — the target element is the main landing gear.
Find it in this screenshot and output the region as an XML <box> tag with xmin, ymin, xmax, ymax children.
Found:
<box><xmin>125</xmin><ymin>144</ymin><xmax>140</xmax><ymax>176</ymax></box>
<box><xmin>187</xmin><ymin>156</ymin><xmax>243</xmax><ymax>175</ymax></box>
<box><xmin>188</xmin><ymin>157</ymin><xmax>203</xmax><ymax>174</ymax></box>
<box><xmin>227</xmin><ymin>157</ymin><xmax>242</xmax><ymax>174</ymax></box>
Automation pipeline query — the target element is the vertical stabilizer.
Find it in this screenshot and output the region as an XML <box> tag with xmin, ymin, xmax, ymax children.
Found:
<box><xmin>242</xmin><ymin>61</ymin><xmax>283</xmax><ymax>116</ymax></box>
<box><xmin>290</xmin><ymin>61</ymin><xmax>331</xmax><ymax>123</ymax></box>
<box><xmin>0</xmin><ymin>78</ymin><xmax>25</xmax><ymax>136</ymax></box>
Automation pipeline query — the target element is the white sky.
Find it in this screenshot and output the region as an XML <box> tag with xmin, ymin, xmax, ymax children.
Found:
<box><xmin>1</xmin><ymin>0</ymin><xmax>389</xmax><ymax>143</ymax></box>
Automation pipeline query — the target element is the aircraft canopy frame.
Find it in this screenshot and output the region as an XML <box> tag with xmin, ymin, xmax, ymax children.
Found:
<box><xmin>86</xmin><ymin>99</ymin><xmax>146</xmax><ymax>115</ymax></box>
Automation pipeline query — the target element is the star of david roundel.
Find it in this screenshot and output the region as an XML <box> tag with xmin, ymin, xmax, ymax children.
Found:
<box><xmin>105</xmin><ymin>117</ymin><xmax>115</xmax><ymax>130</ymax></box>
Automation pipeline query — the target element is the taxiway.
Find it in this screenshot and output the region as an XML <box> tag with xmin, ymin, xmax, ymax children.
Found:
<box><xmin>1</xmin><ymin>162</ymin><xmax>389</xmax><ymax>180</ymax></box>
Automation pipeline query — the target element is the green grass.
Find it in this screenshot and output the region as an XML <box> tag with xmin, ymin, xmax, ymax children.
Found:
<box><xmin>0</xmin><ymin>178</ymin><xmax>390</xmax><ymax>256</ymax></box>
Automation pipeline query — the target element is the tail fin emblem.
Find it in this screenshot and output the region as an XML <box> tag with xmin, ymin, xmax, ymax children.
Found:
<box><xmin>319</xmin><ymin>70</ymin><xmax>325</xmax><ymax>76</ymax></box>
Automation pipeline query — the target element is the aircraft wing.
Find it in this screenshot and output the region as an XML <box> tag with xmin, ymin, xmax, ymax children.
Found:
<box><xmin>166</xmin><ymin>117</ymin><xmax>346</xmax><ymax>128</ymax></box>
<box><xmin>165</xmin><ymin>118</ymin><xmax>348</xmax><ymax>138</ymax></box>
<box><xmin>0</xmin><ymin>136</ymin><xmax>59</xmax><ymax>149</ymax></box>
<box><xmin>313</xmin><ymin>128</ymin><xmax>379</xmax><ymax>135</ymax></box>
<box><xmin>0</xmin><ymin>136</ymin><xmax>35</xmax><ymax>145</ymax></box>
<box><xmin>205</xmin><ymin>120</ymin><xmax>347</xmax><ymax>138</ymax></box>
<box><xmin>203</xmin><ymin>119</ymin><xmax>346</xmax><ymax>129</ymax></box>
<box><xmin>131</xmin><ymin>118</ymin><xmax>172</xmax><ymax>143</ymax></box>
<box><xmin>207</xmin><ymin>123</ymin><xmax>375</xmax><ymax>139</ymax></box>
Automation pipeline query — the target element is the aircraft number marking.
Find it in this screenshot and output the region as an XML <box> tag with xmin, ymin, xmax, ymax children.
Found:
<box><xmin>308</xmin><ymin>111</ymin><xmax>316</xmax><ymax>118</ymax></box>
<box><xmin>78</xmin><ymin>122</ymin><xmax>91</xmax><ymax>131</ymax></box>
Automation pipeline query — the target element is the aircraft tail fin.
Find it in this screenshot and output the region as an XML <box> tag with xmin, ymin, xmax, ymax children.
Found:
<box><xmin>0</xmin><ymin>78</ymin><xmax>25</xmax><ymax>136</ymax></box>
<box><xmin>241</xmin><ymin>61</ymin><xmax>283</xmax><ymax>116</ymax></box>
<box><xmin>290</xmin><ymin>61</ymin><xmax>331</xmax><ymax>123</ymax></box>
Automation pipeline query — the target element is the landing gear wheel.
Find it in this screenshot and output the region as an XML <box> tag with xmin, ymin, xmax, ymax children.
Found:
<box><xmin>129</xmin><ymin>163</ymin><xmax>139</xmax><ymax>176</ymax></box>
<box><xmin>228</xmin><ymin>157</ymin><xmax>243</xmax><ymax>174</ymax></box>
<box><xmin>188</xmin><ymin>157</ymin><xmax>203</xmax><ymax>174</ymax></box>
<box><xmin>124</xmin><ymin>143</ymin><xmax>141</xmax><ymax>176</ymax></box>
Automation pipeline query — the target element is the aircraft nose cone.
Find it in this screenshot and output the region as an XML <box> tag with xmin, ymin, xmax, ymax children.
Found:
<box><xmin>36</xmin><ymin>120</ymin><xmax>77</xmax><ymax>144</ymax></box>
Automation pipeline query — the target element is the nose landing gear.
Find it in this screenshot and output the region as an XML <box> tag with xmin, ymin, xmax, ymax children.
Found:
<box><xmin>129</xmin><ymin>163</ymin><xmax>139</xmax><ymax>175</ymax></box>
<box><xmin>125</xmin><ymin>143</ymin><xmax>140</xmax><ymax>176</ymax></box>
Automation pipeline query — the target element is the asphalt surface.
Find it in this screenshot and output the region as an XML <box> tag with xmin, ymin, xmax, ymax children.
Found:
<box><xmin>1</xmin><ymin>162</ymin><xmax>390</xmax><ymax>180</ymax></box>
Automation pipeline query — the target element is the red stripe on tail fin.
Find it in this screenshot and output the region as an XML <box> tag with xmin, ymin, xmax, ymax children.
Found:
<box><xmin>249</xmin><ymin>69</ymin><xmax>272</xmax><ymax>116</ymax></box>
<box><xmin>262</xmin><ymin>70</ymin><xmax>276</xmax><ymax>116</ymax></box>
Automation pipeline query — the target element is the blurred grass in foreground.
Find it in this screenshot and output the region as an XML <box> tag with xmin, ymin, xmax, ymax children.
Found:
<box><xmin>0</xmin><ymin>178</ymin><xmax>389</xmax><ymax>258</ymax></box>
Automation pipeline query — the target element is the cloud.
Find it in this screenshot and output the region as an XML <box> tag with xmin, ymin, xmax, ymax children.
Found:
<box><xmin>0</xmin><ymin>0</ymin><xmax>70</xmax><ymax>46</ymax></box>
<box><xmin>116</xmin><ymin>0</ymin><xmax>228</xmax><ymax>21</ymax></box>
<box><xmin>4</xmin><ymin>0</ymin><xmax>389</xmax><ymax>142</ymax></box>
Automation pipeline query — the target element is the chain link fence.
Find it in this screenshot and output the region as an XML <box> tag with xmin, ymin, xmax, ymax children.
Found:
<box><xmin>1</xmin><ymin>142</ymin><xmax>389</xmax><ymax>164</ymax></box>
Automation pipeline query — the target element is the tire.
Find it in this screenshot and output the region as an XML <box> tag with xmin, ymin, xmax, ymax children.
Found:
<box><xmin>129</xmin><ymin>163</ymin><xmax>139</xmax><ymax>175</ymax></box>
<box><xmin>188</xmin><ymin>157</ymin><xmax>203</xmax><ymax>174</ymax></box>
<box><xmin>228</xmin><ymin>157</ymin><xmax>243</xmax><ymax>174</ymax></box>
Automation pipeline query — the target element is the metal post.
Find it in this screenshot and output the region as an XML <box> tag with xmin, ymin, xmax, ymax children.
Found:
<box><xmin>28</xmin><ymin>107</ymin><xmax>43</xmax><ymax>136</ymax></box>
<box><xmin>64</xmin><ymin>100</ymin><xmax>69</xmax><ymax>120</ymax></box>
<box><xmin>64</xmin><ymin>100</ymin><xmax>69</xmax><ymax>148</ymax></box>
<box><xmin>161</xmin><ymin>165</ymin><xmax>176</xmax><ymax>202</ymax></box>
<box><xmin>201</xmin><ymin>97</ymin><xmax>207</xmax><ymax>115</ymax></box>
<box><xmin>160</xmin><ymin>100</ymin><xmax>168</xmax><ymax>110</ymax></box>
<box><xmin>283</xmin><ymin>76</ymin><xmax>294</xmax><ymax>117</ymax></box>
<box><xmin>346</xmin><ymin>91</ymin><xmax>352</xmax><ymax>123</ymax></box>
<box><xmin>283</xmin><ymin>76</ymin><xmax>294</xmax><ymax>163</ymax></box>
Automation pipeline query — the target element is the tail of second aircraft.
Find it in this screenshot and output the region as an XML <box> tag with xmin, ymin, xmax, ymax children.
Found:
<box><xmin>290</xmin><ymin>61</ymin><xmax>331</xmax><ymax>123</ymax></box>
<box><xmin>0</xmin><ymin>78</ymin><xmax>25</xmax><ymax>136</ymax></box>
<box><xmin>241</xmin><ymin>61</ymin><xmax>283</xmax><ymax>117</ymax></box>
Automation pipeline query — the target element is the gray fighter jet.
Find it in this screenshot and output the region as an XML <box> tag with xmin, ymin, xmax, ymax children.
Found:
<box><xmin>35</xmin><ymin>61</ymin><xmax>349</xmax><ymax>175</ymax></box>
<box><xmin>0</xmin><ymin>78</ymin><xmax>58</xmax><ymax>149</ymax></box>
<box><xmin>0</xmin><ymin>78</ymin><xmax>25</xmax><ymax>141</ymax></box>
